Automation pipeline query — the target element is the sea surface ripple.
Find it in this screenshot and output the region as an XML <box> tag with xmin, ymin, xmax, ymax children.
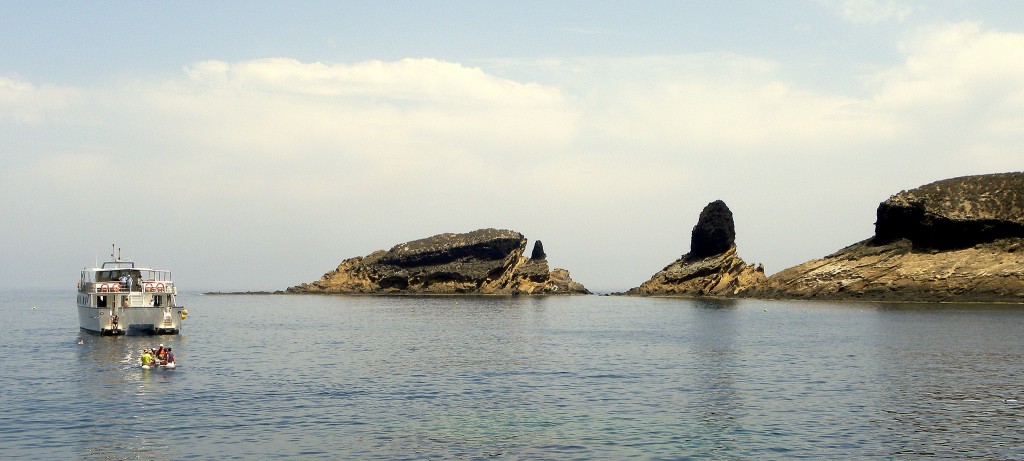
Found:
<box><xmin>0</xmin><ymin>291</ymin><xmax>1022</xmax><ymax>460</ymax></box>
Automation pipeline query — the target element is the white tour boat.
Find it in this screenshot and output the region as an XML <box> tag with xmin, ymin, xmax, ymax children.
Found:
<box><xmin>77</xmin><ymin>248</ymin><xmax>187</xmax><ymax>335</ymax></box>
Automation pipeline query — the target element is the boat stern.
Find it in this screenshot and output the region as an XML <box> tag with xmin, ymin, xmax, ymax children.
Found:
<box><xmin>154</xmin><ymin>326</ymin><xmax>179</xmax><ymax>335</ymax></box>
<box><xmin>100</xmin><ymin>326</ymin><xmax>126</xmax><ymax>336</ymax></box>
<box><xmin>154</xmin><ymin>306</ymin><xmax>182</xmax><ymax>334</ymax></box>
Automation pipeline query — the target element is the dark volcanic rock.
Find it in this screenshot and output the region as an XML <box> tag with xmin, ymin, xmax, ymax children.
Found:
<box><xmin>628</xmin><ymin>200</ymin><xmax>765</xmax><ymax>297</ymax></box>
<box><xmin>530</xmin><ymin>240</ymin><xmax>547</xmax><ymax>260</ymax></box>
<box><xmin>873</xmin><ymin>172</ymin><xmax>1024</xmax><ymax>249</ymax></box>
<box><xmin>379</xmin><ymin>229</ymin><xmax>524</xmax><ymax>267</ymax></box>
<box><xmin>690</xmin><ymin>200</ymin><xmax>736</xmax><ymax>259</ymax></box>
<box><xmin>287</xmin><ymin>229</ymin><xmax>589</xmax><ymax>295</ymax></box>
<box><xmin>373</xmin><ymin>229</ymin><xmax>526</xmax><ymax>282</ymax></box>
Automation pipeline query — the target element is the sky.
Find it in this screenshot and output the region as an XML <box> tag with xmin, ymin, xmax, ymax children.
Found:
<box><xmin>2</xmin><ymin>1</ymin><xmax>1023</xmax><ymax>293</ymax></box>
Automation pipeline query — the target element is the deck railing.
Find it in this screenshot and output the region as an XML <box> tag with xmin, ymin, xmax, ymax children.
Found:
<box><xmin>86</xmin><ymin>281</ymin><xmax>174</xmax><ymax>293</ymax></box>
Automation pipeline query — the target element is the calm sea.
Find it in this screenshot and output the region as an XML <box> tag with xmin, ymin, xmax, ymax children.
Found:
<box><xmin>0</xmin><ymin>290</ymin><xmax>1021</xmax><ymax>460</ymax></box>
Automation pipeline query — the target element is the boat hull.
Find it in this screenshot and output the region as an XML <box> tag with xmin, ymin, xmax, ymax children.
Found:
<box><xmin>77</xmin><ymin>305</ymin><xmax>185</xmax><ymax>335</ymax></box>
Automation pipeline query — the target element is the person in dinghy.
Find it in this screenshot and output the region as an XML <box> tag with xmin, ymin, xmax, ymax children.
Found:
<box><xmin>140</xmin><ymin>349</ymin><xmax>155</xmax><ymax>369</ymax></box>
<box><xmin>161</xmin><ymin>347</ymin><xmax>176</xmax><ymax>369</ymax></box>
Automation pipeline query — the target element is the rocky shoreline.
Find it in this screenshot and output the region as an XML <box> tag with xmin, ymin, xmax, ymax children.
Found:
<box><xmin>742</xmin><ymin>173</ymin><xmax>1024</xmax><ymax>303</ymax></box>
<box><xmin>286</xmin><ymin>229</ymin><xmax>589</xmax><ymax>295</ymax></box>
<box><xmin>270</xmin><ymin>172</ymin><xmax>1023</xmax><ymax>303</ymax></box>
<box><xmin>625</xmin><ymin>200</ymin><xmax>766</xmax><ymax>297</ymax></box>
<box><xmin>625</xmin><ymin>172</ymin><xmax>1024</xmax><ymax>303</ymax></box>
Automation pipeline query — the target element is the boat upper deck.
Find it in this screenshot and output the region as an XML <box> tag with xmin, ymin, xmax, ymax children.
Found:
<box><xmin>79</xmin><ymin>262</ymin><xmax>175</xmax><ymax>294</ymax></box>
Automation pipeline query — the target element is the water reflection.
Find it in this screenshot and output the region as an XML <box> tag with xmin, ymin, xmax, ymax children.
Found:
<box><xmin>75</xmin><ymin>332</ymin><xmax>184</xmax><ymax>372</ymax></box>
<box><xmin>72</xmin><ymin>333</ymin><xmax>185</xmax><ymax>460</ymax></box>
<box><xmin>81</xmin><ymin>439</ymin><xmax>172</xmax><ymax>461</ymax></box>
<box><xmin>687</xmin><ymin>301</ymin><xmax>748</xmax><ymax>454</ymax></box>
<box><xmin>692</xmin><ymin>297</ymin><xmax>738</xmax><ymax>310</ymax></box>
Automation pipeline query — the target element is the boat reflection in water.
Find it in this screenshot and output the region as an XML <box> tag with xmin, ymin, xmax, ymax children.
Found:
<box><xmin>73</xmin><ymin>332</ymin><xmax>184</xmax><ymax>460</ymax></box>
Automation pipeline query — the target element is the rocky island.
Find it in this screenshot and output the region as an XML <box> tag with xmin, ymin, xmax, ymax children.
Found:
<box><xmin>626</xmin><ymin>200</ymin><xmax>766</xmax><ymax>296</ymax></box>
<box><xmin>267</xmin><ymin>173</ymin><xmax>1024</xmax><ymax>303</ymax></box>
<box><xmin>287</xmin><ymin>228</ymin><xmax>589</xmax><ymax>295</ymax></box>
<box><xmin>748</xmin><ymin>172</ymin><xmax>1024</xmax><ymax>303</ymax></box>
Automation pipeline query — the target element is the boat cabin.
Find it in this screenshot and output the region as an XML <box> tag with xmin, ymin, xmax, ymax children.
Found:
<box><xmin>78</xmin><ymin>261</ymin><xmax>176</xmax><ymax>309</ymax></box>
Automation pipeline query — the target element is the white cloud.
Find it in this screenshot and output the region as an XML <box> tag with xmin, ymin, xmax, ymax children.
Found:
<box><xmin>874</xmin><ymin>22</ymin><xmax>1024</xmax><ymax>99</ymax></box>
<box><xmin>520</xmin><ymin>53</ymin><xmax>900</xmax><ymax>158</ymax></box>
<box><xmin>4</xmin><ymin>22</ymin><xmax>1024</xmax><ymax>290</ymax></box>
<box><xmin>864</xmin><ymin>22</ymin><xmax>1024</xmax><ymax>159</ymax></box>
<box><xmin>161</xmin><ymin>58</ymin><xmax>578</xmax><ymax>166</ymax></box>
<box><xmin>184</xmin><ymin>57</ymin><xmax>564</xmax><ymax>107</ymax></box>
<box><xmin>842</xmin><ymin>0</ymin><xmax>912</xmax><ymax>24</ymax></box>
<box><xmin>0</xmin><ymin>77</ymin><xmax>78</xmax><ymax>124</ymax></box>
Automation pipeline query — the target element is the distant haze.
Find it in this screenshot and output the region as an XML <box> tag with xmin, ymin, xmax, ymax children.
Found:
<box><xmin>2</xmin><ymin>2</ymin><xmax>1023</xmax><ymax>293</ymax></box>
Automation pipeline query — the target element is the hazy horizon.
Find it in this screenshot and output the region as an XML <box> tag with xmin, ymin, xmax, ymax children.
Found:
<box><xmin>3</xmin><ymin>1</ymin><xmax>1024</xmax><ymax>293</ymax></box>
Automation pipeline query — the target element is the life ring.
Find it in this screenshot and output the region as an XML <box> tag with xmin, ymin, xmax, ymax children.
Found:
<box><xmin>99</xmin><ymin>283</ymin><xmax>109</xmax><ymax>292</ymax></box>
<box><xmin>111</xmin><ymin>283</ymin><xmax>121</xmax><ymax>292</ymax></box>
<box><xmin>156</xmin><ymin>283</ymin><xmax>165</xmax><ymax>292</ymax></box>
<box><xmin>145</xmin><ymin>282</ymin><xmax>155</xmax><ymax>292</ymax></box>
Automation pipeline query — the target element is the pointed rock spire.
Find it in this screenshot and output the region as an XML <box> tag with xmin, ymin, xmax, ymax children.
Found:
<box><xmin>690</xmin><ymin>200</ymin><xmax>736</xmax><ymax>259</ymax></box>
<box><xmin>627</xmin><ymin>199</ymin><xmax>764</xmax><ymax>297</ymax></box>
<box><xmin>530</xmin><ymin>240</ymin><xmax>547</xmax><ymax>260</ymax></box>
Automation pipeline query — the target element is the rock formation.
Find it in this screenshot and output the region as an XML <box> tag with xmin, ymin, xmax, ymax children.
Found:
<box><xmin>750</xmin><ymin>173</ymin><xmax>1024</xmax><ymax>303</ymax></box>
<box><xmin>872</xmin><ymin>173</ymin><xmax>1024</xmax><ymax>249</ymax></box>
<box><xmin>286</xmin><ymin>228</ymin><xmax>589</xmax><ymax>295</ymax></box>
<box><xmin>627</xmin><ymin>200</ymin><xmax>766</xmax><ymax>296</ymax></box>
<box><xmin>690</xmin><ymin>200</ymin><xmax>736</xmax><ymax>258</ymax></box>
<box><xmin>530</xmin><ymin>240</ymin><xmax>547</xmax><ymax>260</ymax></box>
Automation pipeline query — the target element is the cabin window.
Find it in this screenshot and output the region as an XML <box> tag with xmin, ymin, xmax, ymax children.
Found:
<box><xmin>97</xmin><ymin>295</ymin><xmax>107</xmax><ymax>308</ymax></box>
<box><xmin>153</xmin><ymin>295</ymin><xmax>163</xmax><ymax>307</ymax></box>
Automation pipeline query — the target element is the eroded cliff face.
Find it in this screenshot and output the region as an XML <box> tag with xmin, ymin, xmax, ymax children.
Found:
<box><xmin>750</xmin><ymin>238</ymin><xmax>1024</xmax><ymax>302</ymax></box>
<box><xmin>873</xmin><ymin>172</ymin><xmax>1024</xmax><ymax>249</ymax></box>
<box><xmin>628</xmin><ymin>246</ymin><xmax>766</xmax><ymax>296</ymax></box>
<box><xmin>286</xmin><ymin>229</ymin><xmax>589</xmax><ymax>295</ymax></box>
<box><xmin>628</xmin><ymin>200</ymin><xmax>766</xmax><ymax>297</ymax></box>
<box><xmin>750</xmin><ymin>173</ymin><xmax>1024</xmax><ymax>303</ymax></box>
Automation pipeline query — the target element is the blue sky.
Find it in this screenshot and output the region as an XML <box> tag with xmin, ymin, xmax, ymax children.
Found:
<box><xmin>2</xmin><ymin>1</ymin><xmax>1023</xmax><ymax>292</ymax></box>
<box><xmin>0</xmin><ymin>2</ymin><xmax>925</xmax><ymax>82</ymax></box>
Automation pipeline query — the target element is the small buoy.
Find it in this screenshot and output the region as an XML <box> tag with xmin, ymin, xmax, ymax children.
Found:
<box><xmin>763</xmin><ymin>308</ymin><xmax>768</xmax><ymax>312</ymax></box>
<box><xmin>32</xmin><ymin>306</ymin><xmax>36</xmax><ymax>310</ymax></box>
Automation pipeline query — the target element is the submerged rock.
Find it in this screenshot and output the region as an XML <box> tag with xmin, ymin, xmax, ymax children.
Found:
<box><xmin>750</xmin><ymin>172</ymin><xmax>1024</xmax><ymax>303</ymax></box>
<box><xmin>627</xmin><ymin>200</ymin><xmax>765</xmax><ymax>297</ymax></box>
<box><xmin>286</xmin><ymin>228</ymin><xmax>589</xmax><ymax>295</ymax></box>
